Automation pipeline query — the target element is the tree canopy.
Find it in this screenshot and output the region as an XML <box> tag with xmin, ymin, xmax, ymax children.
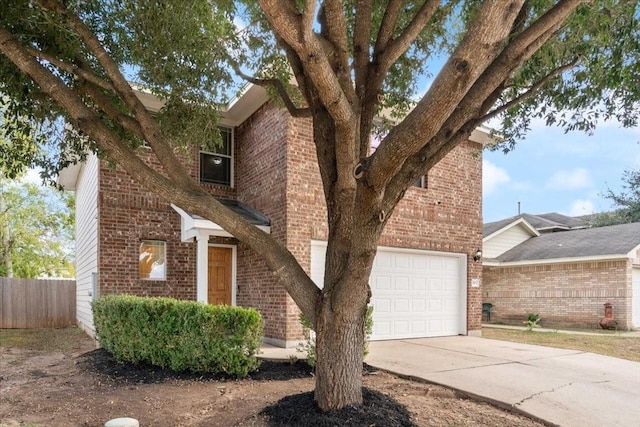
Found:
<box><xmin>591</xmin><ymin>168</ymin><xmax>640</xmax><ymax>226</ymax></box>
<box><xmin>0</xmin><ymin>178</ymin><xmax>75</xmax><ymax>278</ymax></box>
<box><xmin>1</xmin><ymin>0</ymin><xmax>639</xmax><ymax>411</ymax></box>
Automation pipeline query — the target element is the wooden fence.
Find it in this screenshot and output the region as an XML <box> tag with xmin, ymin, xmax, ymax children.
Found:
<box><xmin>0</xmin><ymin>277</ymin><xmax>76</xmax><ymax>328</ymax></box>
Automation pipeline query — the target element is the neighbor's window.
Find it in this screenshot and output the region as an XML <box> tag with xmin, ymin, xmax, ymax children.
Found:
<box><xmin>200</xmin><ymin>127</ymin><xmax>233</xmax><ymax>186</ymax></box>
<box><xmin>139</xmin><ymin>240</ymin><xmax>166</xmax><ymax>280</ymax></box>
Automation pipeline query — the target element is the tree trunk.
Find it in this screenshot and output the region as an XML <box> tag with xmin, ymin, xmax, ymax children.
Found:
<box><xmin>0</xmin><ymin>195</ymin><xmax>12</xmax><ymax>277</ymax></box>
<box><xmin>314</xmin><ymin>293</ymin><xmax>368</xmax><ymax>410</ymax></box>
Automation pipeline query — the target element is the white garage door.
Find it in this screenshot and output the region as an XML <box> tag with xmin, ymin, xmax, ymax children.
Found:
<box><xmin>310</xmin><ymin>241</ymin><xmax>467</xmax><ymax>340</ymax></box>
<box><xmin>633</xmin><ymin>268</ymin><xmax>640</xmax><ymax>328</ymax></box>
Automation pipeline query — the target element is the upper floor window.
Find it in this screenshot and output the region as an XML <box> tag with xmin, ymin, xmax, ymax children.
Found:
<box><xmin>413</xmin><ymin>175</ymin><xmax>428</xmax><ymax>189</ymax></box>
<box><xmin>200</xmin><ymin>127</ymin><xmax>233</xmax><ymax>186</ymax></box>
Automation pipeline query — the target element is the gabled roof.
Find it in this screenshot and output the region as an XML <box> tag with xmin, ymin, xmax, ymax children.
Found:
<box><xmin>483</xmin><ymin>216</ymin><xmax>539</xmax><ymax>242</ymax></box>
<box><xmin>483</xmin><ymin>212</ymin><xmax>588</xmax><ymax>237</ymax></box>
<box><xmin>494</xmin><ymin>221</ymin><xmax>640</xmax><ymax>263</ymax></box>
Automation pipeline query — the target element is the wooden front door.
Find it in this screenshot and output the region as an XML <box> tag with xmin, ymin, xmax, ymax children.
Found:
<box><xmin>207</xmin><ymin>247</ymin><xmax>232</xmax><ymax>305</ymax></box>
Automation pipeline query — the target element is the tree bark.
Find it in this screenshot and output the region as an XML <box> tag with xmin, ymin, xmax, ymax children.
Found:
<box><xmin>314</xmin><ymin>276</ymin><xmax>369</xmax><ymax>410</ymax></box>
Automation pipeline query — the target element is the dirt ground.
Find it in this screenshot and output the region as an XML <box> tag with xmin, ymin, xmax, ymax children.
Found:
<box><xmin>0</xmin><ymin>328</ymin><xmax>545</xmax><ymax>427</ymax></box>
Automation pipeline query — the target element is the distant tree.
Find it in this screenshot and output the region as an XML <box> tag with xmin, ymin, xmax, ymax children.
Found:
<box><xmin>0</xmin><ymin>179</ymin><xmax>74</xmax><ymax>278</ymax></box>
<box><xmin>591</xmin><ymin>169</ymin><xmax>640</xmax><ymax>226</ymax></box>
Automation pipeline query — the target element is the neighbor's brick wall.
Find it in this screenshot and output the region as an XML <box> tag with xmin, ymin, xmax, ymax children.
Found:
<box><xmin>483</xmin><ymin>259</ymin><xmax>633</xmax><ymax>329</ymax></box>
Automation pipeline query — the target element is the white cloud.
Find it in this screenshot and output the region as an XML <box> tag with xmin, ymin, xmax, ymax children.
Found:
<box><xmin>546</xmin><ymin>168</ymin><xmax>592</xmax><ymax>190</ymax></box>
<box><xmin>568</xmin><ymin>199</ymin><xmax>596</xmax><ymax>216</ymax></box>
<box><xmin>482</xmin><ymin>160</ymin><xmax>510</xmax><ymax>195</ymax></box>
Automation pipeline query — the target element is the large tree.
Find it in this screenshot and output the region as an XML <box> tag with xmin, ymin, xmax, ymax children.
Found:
<box><xmin>1</xmin><ymin>0</ymin><xmax>638</xmax><ymax>410</ymax></box>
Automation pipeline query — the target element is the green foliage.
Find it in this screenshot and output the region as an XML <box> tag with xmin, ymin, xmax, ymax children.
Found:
<box><xmin>298</xmin><ymin>306</ymin><xmax>373</xmax><ymax>367</ymax></box>
<box><xmin>590</xmin><ymin>169</ymin><xmax>640</xmax><ymax>226</ymax></box>
<box><xmin>491</xmin><ymin>1</ymin><xmax>640</xmax><ymax>151</ymax></box>
<box><xmin>92</xmin><ymin>295</ymin><xmax>263</xmax><ymax>376</ymax></box>
<box><xmin>0</xmin><ymin>178</ymin><xmax>74</xmax><ymax>278</ymax></box>
<box><xmin>0</xmin><ymin>96</ymin><xmax>42</xmax><ymax>179</ymax></box>
<box><xmin>525</xmin><ymin>313</ymin><xmax>541</xmax><ymax>331</ymax></box>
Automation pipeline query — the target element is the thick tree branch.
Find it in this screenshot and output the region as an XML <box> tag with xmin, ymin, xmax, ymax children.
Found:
<box><xmin>481</xmin><ymin>59</ymin><xmax>579</xmax><ymax>122</ymax></box>
<box><xmin>34</xmin><ymin>0</ymin><xmax>192</xmax><ymax>188</ymax></box>
<box><xmin>258</xmin><ymin>0</ymin><xmax>354</xmax><ymax>127</ymax></box>
<box><xmin>234</xmin><ymin>67</ymin><xmax>311</xmax><ymax>118</ymax></box>
<box><xmin>319</xmin><ymin>0</ymin><xmax>354</xmax><ymax>104</ymax></box>
<box><xmin>0</xmin><ymin>24</ymin><xmax>321</xmax><ymax>324</ymax></box>
<box><xmin>353</xmin><ymin>0</ymin><xmax>374</xmax><ymax>101</ymax></box>
<box><xmin>368</xmin><ymin>1</ymin><xmax>527</xmax><ymax>192</ymax></box>
<box><xmin>377</xmin><ymin>0</ymin><xmax>441</xmax><ymax>69</ymax></box>
<box><xmin>372</xmin><ymin>0</ymin><xmax>583</xmax><ymax>198</ymax></box>
<box><xmin>25</xmin><ymin>47</ymin><xmax>115</xmax><ymax>93</ymax></box>
<box><xmin>373</xmin><ymin>0</ymin><xmax>403</xmax><ymax>57</ymax></box>
<box><xmin>79</xmin><ymin>82</ymin><xmax>145</xmax><ymax>140</ymax></box>
<box><xmin>358</xmin><ymin>1</ymin><xmax>441</xmax><ymax>160</ymax></box>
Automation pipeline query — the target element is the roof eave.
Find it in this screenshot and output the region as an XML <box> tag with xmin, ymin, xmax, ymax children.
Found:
<box><xmin>484</xmin><ymin>253</ymin><xmax>631</xmax><ymax>267</ymax></box>
<box><xmin>483</xmin><ymin>217</ymin><xmax>540</xmax><ymax>242</ymax></box>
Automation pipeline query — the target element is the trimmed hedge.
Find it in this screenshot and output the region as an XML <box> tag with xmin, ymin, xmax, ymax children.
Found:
<box><xmin>92</xmin><ymin>295</ymin><xmax>263</xmax><ymax>375</ymax></box>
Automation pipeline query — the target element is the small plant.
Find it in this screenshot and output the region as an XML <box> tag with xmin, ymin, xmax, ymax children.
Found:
<box><xmin>525</xmin><ymin>313</ymin><xmax>541</xmax><ymax>331</ymax></box>
<box><xmin>297</xmin><ymin>306</ymin><xmax>373</xmax><ymax>367</ymax></box>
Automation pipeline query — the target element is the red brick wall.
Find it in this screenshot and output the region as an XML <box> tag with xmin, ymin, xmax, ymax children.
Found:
<box><xmin>97</xmin><ymin>147</ymin><xmax>235</xmax><ymax>300</ymax></box>
<box><xmin>483</xmin><ymin>260</ymin><xmax>633</xmax><ymax>329</ymax></box>
<box><xmin>234</xmin><ymin>103</ymin><xmax>292</xmax><ymax>344</ymax></box>
<box><xmin>96</xmin><ymin>102</ymin><xmax>484</xmax><ymax>344</ymax></box>
<box><xmin>283</xmin><ymin>113</ymin><xmax>484</xmax><ymax>336</ymax></box>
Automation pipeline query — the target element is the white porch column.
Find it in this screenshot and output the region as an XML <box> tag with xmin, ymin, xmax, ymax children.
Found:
<box><xmin>196</xmin><ymin>235</ymin><xmax>208</xmax><ymax>303</ymax></box>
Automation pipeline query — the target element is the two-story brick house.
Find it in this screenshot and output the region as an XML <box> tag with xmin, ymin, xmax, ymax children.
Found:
<box><xmin>59</xmin><ymin>84</ymin><xmax>488</xmax><ymax>347</ymax></box>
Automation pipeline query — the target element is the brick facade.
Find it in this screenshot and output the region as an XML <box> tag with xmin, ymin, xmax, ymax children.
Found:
<box><xmin>94</xmin><ymin>100</ymin><xmax>483</xmax><ymax>345</ymax></box>
<box><xmin>483</xmin><ymin>259</ymin><xmax>633</xmax><ymax>329</ymax></box>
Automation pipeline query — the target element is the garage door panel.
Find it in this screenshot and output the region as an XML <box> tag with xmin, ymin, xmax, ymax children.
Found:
<box><xmin>412</xmin><ymin>299</ymin><xmax>426</xmax><ymax>311</ymax></box>
<box><xmin>395</xmin><ymin>277</ymin><xmax>410</xmax><ymax>290</ymax></box>
<box><xmin>311</xmin><ymin>242</ymin><xmax>466</xmax><ymax>340</ymax></box>
<box><xmin>373</xmin><ymin>276</ymin><xmax>391</xmax><ymax>290</ymax></box>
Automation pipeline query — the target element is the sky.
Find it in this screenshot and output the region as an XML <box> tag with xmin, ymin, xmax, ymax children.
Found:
<box><xmin>482</xmin><ymin>119</ymin><xmax>640</xmax><ymax>223</ymax></box>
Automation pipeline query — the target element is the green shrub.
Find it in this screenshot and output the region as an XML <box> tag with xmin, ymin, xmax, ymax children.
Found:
<box><xmin>92</xmin><ymin>295</ymin><xmax>263</xmax><ymax>375</ymax></box>
<box><xmin>525</xmin><ymin>313</ymin><xmax>541</xmax><ymax>331</ymax></box>
<box><xmin>297</xmin><ymin>306</ymin><xmax>373</xmax><ymax>367</ymax></box>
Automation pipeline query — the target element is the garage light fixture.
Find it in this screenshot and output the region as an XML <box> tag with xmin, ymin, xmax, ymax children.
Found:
<box><xmin>473</xmin><ymin>249</ymin><xmax>482</xmax><ymax>262</ymax></box>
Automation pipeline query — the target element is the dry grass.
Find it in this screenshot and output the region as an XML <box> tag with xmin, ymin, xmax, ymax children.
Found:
<box><xmin>482</xmin><ymin>328</ymin><xmax>640</xmax><ymax>362</ymax></box>
<box><xmin>0</xmin><ymin>327</ymin><xmax>88</xmax><ymax>352</ymax></box>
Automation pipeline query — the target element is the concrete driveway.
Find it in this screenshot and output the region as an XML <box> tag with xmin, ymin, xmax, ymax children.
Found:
<box><xmin>366</xmin><ymin>336</ymin><xmax>640</xmax><ymax>427</ymax></box>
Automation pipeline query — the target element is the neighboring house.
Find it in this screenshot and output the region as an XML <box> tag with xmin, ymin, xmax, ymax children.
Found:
<box><xmin>59</xmin><ymin>84</ymin><xmax>490</xmax><ymax>347</ymax></box>
<box><xmin>483</xmin><ymin>213</ymin><xmax>640</xmax><ymax>329</ymax></box>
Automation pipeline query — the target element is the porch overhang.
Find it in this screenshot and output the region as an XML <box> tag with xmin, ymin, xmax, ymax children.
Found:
<box><xmin>171</xmin><ymin>203</ymin><xmax>271</xmax><ymax>242</ymax></box>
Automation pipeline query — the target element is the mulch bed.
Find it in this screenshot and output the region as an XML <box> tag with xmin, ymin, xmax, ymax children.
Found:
<box><xmin>78</xmin><ymin>348</ymin><xmax>414</xmax><ymax>426</ymax></box>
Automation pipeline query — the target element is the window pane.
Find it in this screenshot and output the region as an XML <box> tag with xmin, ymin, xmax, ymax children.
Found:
<box><xmin>200</xmin><ymin>153</ymin><xmax>231</xmax><ymax>185</ymax></box>
<box><xmin>218</xmin><ymin>127</ymin><xmax>232</xmax><ymax>156</ymax></box>
<box><xmin>139</xmin><ymin>241</ymin><xmax>166</xmax><ymax>280</ymax></box>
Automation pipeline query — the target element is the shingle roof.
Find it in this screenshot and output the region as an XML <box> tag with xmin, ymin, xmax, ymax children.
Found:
<box><xmin>483</xmin><ymin>212</ymin><xmax>588</xmax><ymax>237</ymax></box>
<box><xmin>191</xmin><ymin>199</ymin><xmax>270</xmax><ymax>226</ymax></box>
<box><xmin>495</xmin><ymin>221</ymin><xmax>640</xmax><ymax>262</ymax></box>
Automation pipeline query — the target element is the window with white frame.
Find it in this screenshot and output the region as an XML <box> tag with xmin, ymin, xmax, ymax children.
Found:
<box><xmin>139</xmin><ymin>240</ymin><xmax>166</xmax><ymax>280</ymax></box>
<box><xmin>200</xmin><ymin>127</ymin><xmax>233</xmax><ymax>186</ymax></box>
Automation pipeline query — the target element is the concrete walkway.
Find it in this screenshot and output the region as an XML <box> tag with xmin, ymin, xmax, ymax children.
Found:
<box><xmin>366</xmin><ymin>336</ymin><xmax>640</xmax><ymax>427</ymax></box>
<box><xmin>259</xmin><ymin>334</ymin><xmax>640</xmax><ymax>426</ymax></box>
<box><xmin>483</xmin><ymin>323</ymin><xmax>640</xmax><ymax>338</ymax></box>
